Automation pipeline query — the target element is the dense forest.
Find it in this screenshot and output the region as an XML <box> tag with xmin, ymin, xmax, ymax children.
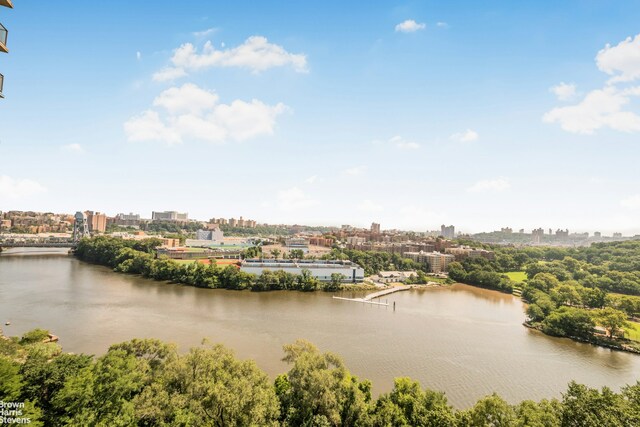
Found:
<box><xmin>1</xmin><ymin>330</ymin><xmax>639</xmax><ymax>426</ymax></box>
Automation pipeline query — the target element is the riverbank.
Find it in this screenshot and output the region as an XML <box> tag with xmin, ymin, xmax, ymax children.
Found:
<box><xmin>523</xmin><ymin>321</ymin><xmax>640</xmax><ymax>355</ymax></box>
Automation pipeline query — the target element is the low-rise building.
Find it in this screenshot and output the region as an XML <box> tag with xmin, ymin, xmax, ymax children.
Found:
<box><xmin>370</xmin><ymin>271</ymin><xmax>417</xmax><ymax>283</ymax></box>
<box><xmin>240</xmin><ymin>259</ymin><xmax>365</xmax><ymax>283</ymax></box>
<box><xmin>404</xmin><ymin>251</ymin><xmax>455</xmax><ymax>273</ymax></box>
<box><xmin>445</xmin><ymin>246</ymin><xmax>495</xmax><ymax>261</ymax></box>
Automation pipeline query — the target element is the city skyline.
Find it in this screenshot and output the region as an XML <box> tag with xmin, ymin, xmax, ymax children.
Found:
<box><xmin>1</xmin><ymin>1</ymin><xmax>640</xmax><ymax>234</ymax></box>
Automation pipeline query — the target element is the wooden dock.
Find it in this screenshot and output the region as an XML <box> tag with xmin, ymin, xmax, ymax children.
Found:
<box><xmin>332</xmin><ymin>285</ymin><xmax>410</xmax><ymax>306</ymax></box>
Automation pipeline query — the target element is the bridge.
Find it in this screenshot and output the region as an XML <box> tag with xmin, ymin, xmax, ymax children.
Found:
<box><xmin>0</xmin><ymin>240</ymin><xmax>75</xmax><ymax>248</ymax></box>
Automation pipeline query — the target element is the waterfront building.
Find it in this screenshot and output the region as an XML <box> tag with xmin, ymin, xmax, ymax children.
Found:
<box><xmin>152</xmin><ymin>211</ymin><xmax>188</xmax><ymax>222</ymax></box>
<box><xmin>370</xmin><ymin>270</ymin><xmax>417</xmax><ymax>283</ymax></box>
<box><xmin>240</xmin><ymin>259</ymin><xmax>365</xmax><ymax>283</ymax></box>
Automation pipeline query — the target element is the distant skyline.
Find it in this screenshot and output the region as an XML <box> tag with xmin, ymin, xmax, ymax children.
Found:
<box><xmin>1</xmin><ymin>1</ymin><xmax>639</xmax><ymax>234</ymax></box>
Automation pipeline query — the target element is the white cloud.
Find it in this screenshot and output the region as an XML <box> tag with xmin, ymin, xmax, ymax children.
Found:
<box><xmin>395</xmin><ymin>20</ymin><xmax>426</xmax><ymax>33</ymax></box>
<box><xmin>136</xmin><ymin>51</ymin><xmax>141</xmax><ymax>61</ymax></box>
<box><xmin>543</xmin><ymin>86</ymin><xmax>640</xmax><ymax>134</ymax></box>
<box><xmin>358</xmin><ymin>199</ymin><xmax>383</xmax><ymax>212</ymax></box>
<box><xmin>304</xmin><ymin>175</ymin><xmax>318</xmax><ymax>184</ymax></box>
<box><xmin>450</xmin><ymin>129</ymin><xmax>479</xmax><ymax>142</ymax></box>
<box><xmin>124</xmin><ymin>83</ymin><xmax>287</xmax><ymax>145</ymax></box>
<box><xmin>193</xmin><ymin>28</ymin><xmax>217</xmax><ymax>38</ymax></box>
<box><xmin>545</xmin><ymin>33</ymin><xmax>640</xmax><ymax>135</ymax></box>
<box><xmin>156</xmin><ymin>36</ymin><xmax>308</xmax><ymax>81</ymax></box>
<box><xmin>596</xmin><ymin>34</ymin><xmax>640</xmax><ymax>83</ymax></box>
<box><xmin>61</xmin><ymin>143</ymin><xmax>84</xmax><ymax>153</ymax></box>
<box><xmin>436</xmin><ymin>22</ymin><xmax>449</xmax><ymax>28</ymax></box>
<box><xmin>550</xmin><ymin>82</ymin><xmax>576</xmax><ymax>101</ymax></box>
<box><xmin>152</xmin><ymin>67</ymin><xmax>188</xmax><ymax>82</ymax></box>
<box><xmin>344</xmin><ymin>166</ymin><xmax>366</xmax><ymax>176</ymax></box>
<box><xmin>389</xmin><ymin>135</ymin><xmax>420</xmax><ymax>149</ymax></box>
<box><xmin>0</xmin><ymin>175</ymin><xmax>47</xmax><ymax>198</ymax></box>
<box><xmin>467</xmin><ymin>177</ymin><xmax>511</xmax><ymax>193</ymax></box>
<box><xmin>621</xmin><ymin>194</ymin><xmax>640</xmax><ymax>209</ymax></box>
<box><xmin>152</xmin><ymin>83</ymin><xmax>219</xmax><ymax>114</ymax></box>
<box><xmin>277</xmin><ymin>187</ymin><xmax>319</xmax><ymax>211</ymax></box>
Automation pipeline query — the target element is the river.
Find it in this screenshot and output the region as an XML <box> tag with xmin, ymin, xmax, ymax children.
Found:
<box><xmin>1</xmin><ymin>248</ymin><xmax>639</xmax><ymax>408</ymax></box>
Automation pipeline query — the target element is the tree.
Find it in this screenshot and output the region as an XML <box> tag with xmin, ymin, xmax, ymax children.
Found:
<box><xmin>463</xmin><ymin>393</ymin><xmax>516</xmax><ymax>427</ymax></box>
<box><xmin>289</xmin><ymin>249</ymin><xmax>305</xmax><ymax>259</ymax></box>
<box><xmin>53</xmin><ymin>348</ymin><xmax>150</xmax><ymax>425</ymax></box>
<box><xmin>279</xmin><ymin>339</ymin><xmax>371</xmax><ymax>426</ymax></box>
<box><xmin>270</xmin><ymin>248</ymin><xmax>281</xmax><ymax>259</ymax></box>
<box><xmin>561</xmin><ymin>382</ymin><xmax>633</xmax><ymax>426</ymax></box>
<box><xmin>325</xmin><ymin>273</ymin><xmax>345</xmax><ymax>292</ymax></box>
<box><xmin>150</xmin><ymin>343</ymin><xmax>280</xmax><ymax>426</ymax></box>
<box><xmin>373</xmin><ymin>377</ymin><xmax>456</xmax><ymax>426</ymax></box>
<box><xmin>593</xmin><ymin>307</ymin><xmax>630</xmax><ymax>338</ymax></box>
<box><xmin>542</xmin><ymin>307</ymin><xmax>595</xmax><ymax>339</ymax></box>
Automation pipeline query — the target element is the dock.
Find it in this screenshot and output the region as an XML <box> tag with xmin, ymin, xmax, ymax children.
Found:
<box><xmin>332</xmin><ymin>284</ymin><xmax>410</xmax><ymax>306</ymax></box>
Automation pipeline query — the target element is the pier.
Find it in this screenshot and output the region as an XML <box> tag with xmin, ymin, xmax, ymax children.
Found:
<box><xmin>332</xmin><ymin>284</ymin><xmax>410</xmax><ymax>306</ymax></box>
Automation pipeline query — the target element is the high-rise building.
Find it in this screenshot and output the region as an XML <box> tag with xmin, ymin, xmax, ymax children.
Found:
<box><xmin>0</xmin><ymin>0</ymin><xmax>13</xmax><ymax>99</ymax></box>
<box><xmin>371</xmin><ymin>222</ymin><xmax>381</xmax><ymax>234</ymax></box>
<box><xmin>84</xmin><ymin>211</ymin><xmax>107</xmax><ymax>233</ymax></box>
<box><xmin>152</xmin><ymin>211</ymin><xmax>188</xmax><ymax>222</ymax></box>
<box><xmin>532</xmin><ymin>228</ymin><xmax>544</xmax><ymax>244</ymax></box>
<box><xmin>440</xmin><ymin>224</ymin><xmax>455</xmax><ymax>239</ymax></box>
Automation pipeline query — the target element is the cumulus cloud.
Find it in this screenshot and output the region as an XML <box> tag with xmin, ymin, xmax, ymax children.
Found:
<box><xmin>467</xmin><ymin>177</ymin><xmax>511</xmax><ymax>193</ymax></box>
<box><xmin>621</xmin><ymin>194</ymin><xmax>640</xmax><ymax>209</ymax></box>
<box><xmin>596</xmin><ymin>34</ymin><xmax>640</xmax><ymax>84</ymax></box>
<box><xmin>124</xmin><ymin>83</ymin><xmax>287</xmax><ymax>145</ymax></box>
<box><xmin>543</xmin><ymin>86</ymin><xmax>640</xmax><ymax>134</ymax></box>
<box><xmin>155</xmin><ymin>36</ymin><xmax>307</xmax><ymax>81</ymax></box>
<box><xmin>395</xmin><ymin>20</ymin><xmax>426</xmax><ymax>33</ymax></box>
<box><xmin>550</xmin><ymin>82</ymin><xmax>576</xmax><ymax>101</ymax></box>
<box><xmin>61</xmin><ymin>143</ymin><xmax>84</xmax><ymax>153</ymax></box>
<box><xmin>277</xmin><ymin>187</ymin><xmax>319</xmax><ymax>211</ymax></box>
<box><xmin>450</xmin><ymin>129</ymin><xmax>479</xmax><ymax>142</ymax></box>
<box><xmin>545</xmin><ymin>33</ymin><xmax>640</xmax><ymax>135</ymax></box>
<box><xmin>0</xmin><ymin>175</ymin><xmax>47</xmax><ymax>198</ymax></box>
<box><xmin>344</xmin><ymin>166</ymin><xmax>366</xmax><ymax>176</ymax></box>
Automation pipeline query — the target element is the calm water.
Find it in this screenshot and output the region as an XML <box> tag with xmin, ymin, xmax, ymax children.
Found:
<box><xmin>1</xmin><ymin>249</ymin><xmax>639</xmax><ymax>408</ymax></box>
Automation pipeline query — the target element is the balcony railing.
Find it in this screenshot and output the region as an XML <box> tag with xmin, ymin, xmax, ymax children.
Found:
<box><xmin>0</xmin><ymin>73</ymin><xmax>4</xmax><ymax>98</ymax></box>
<box><xmin>0</xmin><ymin>0</ymin><xmax>13</xmax><ymax>8</ymax></box>
<box><xmin>0</xmin><ymin>23</ymin><xmax>7</xmax><ymax>53</ymax></box>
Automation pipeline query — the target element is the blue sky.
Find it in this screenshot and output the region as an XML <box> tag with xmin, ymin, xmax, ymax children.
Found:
<box><xmin>1</xmin><ymin>1</ymin><xmax>639</xmax><ymax>234</ymax></box>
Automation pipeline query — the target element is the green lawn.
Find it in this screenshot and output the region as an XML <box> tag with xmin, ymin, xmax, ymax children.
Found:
<box><xmin>505</xmin><ymin>271</ymin><xmax>527</xmax><ymax>283</ymax></box>
<box><xmin>625</xmin><ymin>321</ymin><xmax>640</xmax><ymax>342</ymax></box>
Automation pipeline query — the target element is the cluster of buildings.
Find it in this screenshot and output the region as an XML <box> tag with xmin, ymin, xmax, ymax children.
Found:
<box><xmin>0</xmin><ymin>211</ymin><xmax>74</xmax><ymax>233</ymax></box>
<box><xmin>209</xmin><ymin>217</ymin><xmax>258</xmax><ymax>228</ymax></box>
